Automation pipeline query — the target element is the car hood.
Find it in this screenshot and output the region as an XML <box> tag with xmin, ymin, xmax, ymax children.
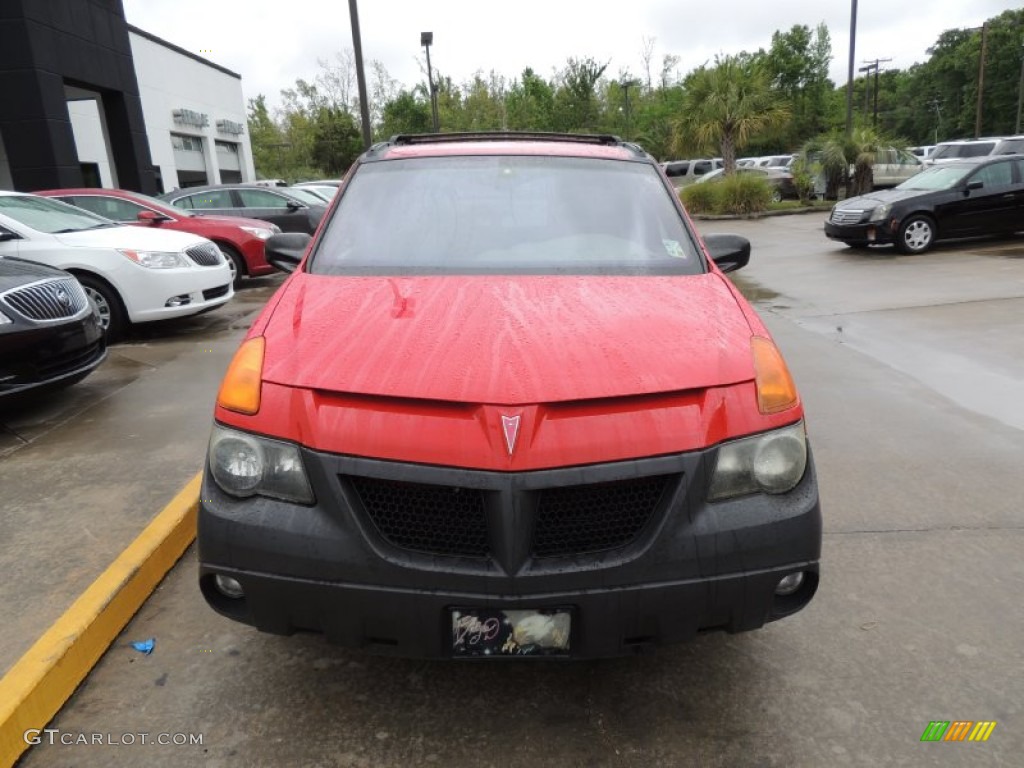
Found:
<box><xmin>261</xmin><ymin>273</ymin><xmax>756</xmax><ymax>404</ymax></box>
<box><xmin>835</xmin><ymin>187</ymin><xmax>932</xmax><ymax>209</ymax></box>
<box><xmin>0</xmin><ymin>255</ymin><xmax>70</xmax><ymax>291</ymax></box>
<box><xmin>53</xmin><ymin>224</ymin><xmax>208</xmax><ymax>250</ymax></box>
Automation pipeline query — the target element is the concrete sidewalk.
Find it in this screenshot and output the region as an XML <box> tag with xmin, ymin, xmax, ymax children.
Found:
<box><xmin>0</xmin><ymin>280</ymin><xmax>277</xmax><ymax>677</ymax></box>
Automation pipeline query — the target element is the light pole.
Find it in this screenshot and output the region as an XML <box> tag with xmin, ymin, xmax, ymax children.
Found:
<box><xmin>845</xmin><ymin>0</ymin><xmax>858</xmax><ymax>137</ymax></box>
<box><xmin>621</xmin><ymin>79</ymin><xmax>640</xmax><ymax>140</ymax></box>
<box><xmin>1016</xmin><ymin>41</ymin><xmax>1024</xmax><ymax>134</ymax></box>
<box><xmin>421</xmin><ymin>31</ymin><xmax>440</xmax><ymax>133</ymax></box>
<box><xmin>347</xmin><ymin>0</ymin><xmax>372</xmax><ymax>149</ymax></box>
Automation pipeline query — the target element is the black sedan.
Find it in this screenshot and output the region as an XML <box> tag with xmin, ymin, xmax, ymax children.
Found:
<box><xmin>159</xmin><ymin>184</ymin><xmax>327</xmax><ymax>235</ymax></box>
<box><xmin>0</xmin><ymin>256</ymin><xmax>106</xmax><ymax>398</ymax></box>
<box><xmin>824</xmin><ymin>155</ymin><xmax>1024</xmax><ymax>253</ymax></box>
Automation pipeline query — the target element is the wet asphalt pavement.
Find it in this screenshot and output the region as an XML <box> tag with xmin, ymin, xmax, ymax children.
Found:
<box><xmin>6</xmin><ymin>215</ymin><xmax>1024</xmax><ymax>767</ymax></box>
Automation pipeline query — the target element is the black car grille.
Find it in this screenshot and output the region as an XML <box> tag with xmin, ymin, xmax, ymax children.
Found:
<box><xmin>830</xmin><ymin>209</ymin><xmax>867</xmax><ymax>225</ymax></box>
<box><xmin>202</xmin><ymin>285</ymin><xmax>230</xmax><ymax>301</ymax></box>
<box><xmin>350</xmin><ymin>477</ymin><xmax>489</xmax><ymax>557</ymax></box>
<box><xmin>2</xmin><ymin>278</ymin><xmax>88</xmax><ymax>321</ymax></box>
<box><xmin>347</xmin><ymin>472</ymin><xmax>674</xmax><ymax>561</ymax></box>
<box><xmin>532</xmin><ymin>475</ymin><xmax>671</xmax><ymax>557</ymax></box>
<box><xmin>186</xmin><ymin>243</ymin><xmax>223</xmax><ymax>267</ymax></box>
<box><xmin>35</xmin><ymin>339</ymin><xmax>105</xmax><ymax>378</ymax></box>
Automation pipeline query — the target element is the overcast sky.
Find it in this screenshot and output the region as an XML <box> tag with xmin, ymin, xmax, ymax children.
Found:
<box><xmin>122</xmin><ymin>0</ymin><xmax>1019</xmax><ymax>112</ymax></box>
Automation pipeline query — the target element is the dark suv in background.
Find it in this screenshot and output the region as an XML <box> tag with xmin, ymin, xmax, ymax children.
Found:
<box><xmin>161</xmin><ymin>184</ymin><xmax>327</xmax><ymax>235</ymax></box>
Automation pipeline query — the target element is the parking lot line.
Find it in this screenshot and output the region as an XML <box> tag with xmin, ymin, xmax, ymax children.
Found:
<box><xmin>0</xmin><ymin>472</ymin><xmax>200</xmax><ymax>767</ymax></box>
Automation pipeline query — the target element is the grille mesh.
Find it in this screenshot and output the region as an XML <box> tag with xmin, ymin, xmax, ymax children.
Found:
<box><xmin>186</xmin><ymin>243</ymin><xmax>223</xmax><ymax>266</ymax></box>
<box><xmin>350</xmin><ymin>476</ymin><xmax>489</xmax><ymax>557</ymax></box>
<box><xmin>532</xmin><ymin>475</ymin><xmax>671</xmax><ymax>557</ymax></box>
<box><xmin>830</xmin><ymin>209</ymin><xmax>866</xmax><ymax>225</ymax></box>
<box><xmin>2</xmin><ymin>278</ymin><xmax>88</xmax><ymax>321</ymax></box>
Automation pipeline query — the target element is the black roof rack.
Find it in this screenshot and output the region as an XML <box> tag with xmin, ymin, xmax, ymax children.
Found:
<box><xmin>389</xmin><ymin>132</ymin><xmax>624</xmax><ymax>146</ymax></box>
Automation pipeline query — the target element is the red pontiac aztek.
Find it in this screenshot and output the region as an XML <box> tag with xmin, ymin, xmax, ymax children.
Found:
<box><xmin>200</xmin><ymin>133</ymin><xmax>822</xmax><ymax>659</ymax></box>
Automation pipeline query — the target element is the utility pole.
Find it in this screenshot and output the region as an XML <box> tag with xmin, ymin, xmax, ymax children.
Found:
<box><xmin>859</xmin><ymin>62</ymin><xmax>873</xmax><ymax>121</ymax></box>
<box><xmin>621</xmin><ymin>79</ymin><xmax>640</xmax><ymax>141</ymax></box>
<box><xmin>845</xmin><ymin>0</ymin><xmax>858</xmax><ymax>137</ymax></box>
<box><xmin>864</xmin><ymin>58</ymin><xmax>892</xmax><ymax>130</ymax></box>
<box><xmin>1016</xmin><ymin>41</ymin><xmax>1024</xmax><ymax>134</ymax></box>
<box><xmin>975</xmin><ymin>22</ymin><xmax>988</xmax><ymax>139</ymax></box>
<box><xmin>929</xmin><ymin>98</ymin><xmax>942</xmax><ymax>144</ymax></box>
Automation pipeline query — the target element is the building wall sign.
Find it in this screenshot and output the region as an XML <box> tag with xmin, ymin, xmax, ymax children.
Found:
<box><xmin>216</xmin><ymin>119</ymin><xmax>244</xmax><ymax>135</ymax></box>
<box><xmin>172</xmin><ymin>108</ymin><xmax>209</xmax><ymax>128</ymax></box>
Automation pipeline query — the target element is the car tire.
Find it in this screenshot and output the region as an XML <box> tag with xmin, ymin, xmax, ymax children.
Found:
<box><xmin>217</xmin><ymin>243</ymin><xmax>246</xmax><ymax>287</ymax></box>
<box><xmin>770</xmin><ymin>189</ymin><xmax>783</xmax><ymax>204</ymax></box>
<box><xmin>76</xmin><ymin>273</ymin><xmax>126</xmax><ymax>341</ymax></box>
<box><xmin>897</xmin><ymin>215</ymin><xmax>936</xmax><ymax>254</ymax></box>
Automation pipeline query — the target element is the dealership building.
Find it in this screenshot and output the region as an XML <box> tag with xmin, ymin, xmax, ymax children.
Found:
<box><xmin>0</xmin><ymin>0</ymin><xmax>255</xmax><ymax>195</ymax></box>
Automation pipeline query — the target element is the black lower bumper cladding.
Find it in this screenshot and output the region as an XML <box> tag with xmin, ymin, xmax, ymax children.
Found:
<box><xmin>199</xmin><ymin>444</ymin><xmax>822</xmax><ymax>659</ymax></box>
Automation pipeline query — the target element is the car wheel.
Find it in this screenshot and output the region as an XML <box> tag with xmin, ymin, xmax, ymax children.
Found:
<box><xmin>770</xmin><ymin>189</ymin><xmax>783</xmax><ymax>204</ymax></box>
<box><xmin>77</xmin><ymin>274</ymin><xmax>126</xmax><ymax>341</ymax></box>
<box><xmin>218</xmin><ymin>244</ymin><xmax>245</xmax><ymax>287</ymax></box>
<box><xmin>897</xmin><ymin>215</ymin><xmax>935</xmax><ymax>254</ymax></box>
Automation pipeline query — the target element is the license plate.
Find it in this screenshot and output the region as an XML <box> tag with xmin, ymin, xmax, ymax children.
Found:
<box><xmin>450</xmin><ymin>607</ymin><xmax>572</xmax><ymax>657</ymax></box>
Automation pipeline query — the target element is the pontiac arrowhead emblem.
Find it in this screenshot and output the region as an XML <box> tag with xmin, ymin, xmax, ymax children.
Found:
<box><xmin>501</xmin><ymin>414</ymin><xmax>522</xmax><ymax>456</ymax></box>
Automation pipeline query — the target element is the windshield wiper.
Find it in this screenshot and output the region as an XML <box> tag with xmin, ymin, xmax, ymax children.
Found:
<box><xmin>53</xmin><ymin>223</ymin><xmax>116</xmax><ymax>233</ymax></box>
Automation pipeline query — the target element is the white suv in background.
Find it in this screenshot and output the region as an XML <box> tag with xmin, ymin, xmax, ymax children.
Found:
<box><xmin>922</xmin><ymin>138</ymin><xmax>1004</xmax><ymax>166</ymax></box>
<box><xmin>0</xmin><ymin>192</ymin><xmax>233</xmax><ymax>339</ymax></box>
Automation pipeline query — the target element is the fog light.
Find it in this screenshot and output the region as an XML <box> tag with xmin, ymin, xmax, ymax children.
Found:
<box><xmin>165</xmin><ymin>294</ymin><xmax>191</xmax><ymax>307</ymax></box>
<box><xmin>214</xmin><ymin>574</ymin><xmax>245</xmax><ymax>599</ymax></box>
<box><xmin>775</xmin><ymin>572</ymin><xmax>804</xmax><ymax>596</ymax></box>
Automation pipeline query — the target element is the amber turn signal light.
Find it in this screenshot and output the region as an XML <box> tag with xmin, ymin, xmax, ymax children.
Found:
<box><xmin>217</xmin><ymin>336</ymin><xmax>265</xmax><ymax>415</ymax></box>
<box><xmin>751</xmin><ymin>336</ymin><xmax>799</xmax><ymax>414</ymax></box>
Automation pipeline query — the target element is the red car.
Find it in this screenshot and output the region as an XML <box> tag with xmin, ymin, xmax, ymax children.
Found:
<box><xmin>200</xmin><ymin>133</ymin><xmax>822</xmax><ymax>659</ymax></box>
<box><xmin>34</xmin><ymin>188</ymin><xmax>279</xmax><ymax>286</ymax></box>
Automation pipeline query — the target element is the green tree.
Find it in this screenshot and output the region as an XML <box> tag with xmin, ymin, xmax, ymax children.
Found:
<box><xmin>506</xmin><ymin>68</ymin><xmax>555</xmax><ymax>131</ymax></box>
<box><xmin>552</xmin><ymin>58</ymin><xmax>608</xmax><ymax>132</ymax></box>
<box><xmin>674</xmin><ymin>55</ymin><xmax>790</xmax><ymax>172</ymax></box>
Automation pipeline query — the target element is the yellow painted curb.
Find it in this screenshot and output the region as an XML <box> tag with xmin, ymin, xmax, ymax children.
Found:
<box><xmin>0</xmin><ymin>472</ymin><xmax>201</xmax><ymax>767</ymax></box>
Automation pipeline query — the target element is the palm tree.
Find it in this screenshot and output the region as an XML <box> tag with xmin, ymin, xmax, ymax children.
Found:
<box><xmin>801</xmin><ymin>127</ymin><xmax>886</xmax><ymax>199</ymax></box>
<box><xmin>673</xmin><ymin>56</ymin><xmax>789</xmax><ymax>174</ymax></box>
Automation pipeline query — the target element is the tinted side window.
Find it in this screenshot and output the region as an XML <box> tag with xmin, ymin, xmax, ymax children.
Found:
<box><xmin>971</xmin><ymin>162</ymin><xmax>1013</xmax><ymax>187</ymax></box>
<box><xmin>70</xmin><ymin>196</ymin><xmax>146</xmax><ymax>221</ymax></box>
<box><xmin>236</xmin><ymin>189</ymin><xmax>292</xmax><ymax>208</ymax></box>
<box><xmin>693</xmin><ymin>161</ymin><xmax>712</xmax><ymax>176</ymax></box>
<box><xmin>665</xmin><ymin>162</ymin><xmax>689</xmax><ymax>177</ymax></box>
<box><xmin>184</xmin><ymin>190</ymin><xmax>234</xmax><ymax>210</ymax></box>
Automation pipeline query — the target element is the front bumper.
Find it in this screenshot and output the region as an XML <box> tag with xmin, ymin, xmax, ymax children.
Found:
<box><xmin>824</xmin><ymin>219</ymin><xmax>895</xmax><ymax>245</ymax></box>
<box><xmin>198</xmin><ymin>444</ymin><xmax>822</xmax><ymax>659</ymax></box>
<box><xmin>0</xmin><ymin>311</ymin><xmax>106</xmax><ymax>397</ymax></box>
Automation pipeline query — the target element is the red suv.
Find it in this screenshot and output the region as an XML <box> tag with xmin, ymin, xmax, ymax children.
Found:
<box><xmin>34</xmin><ymin>188</ymin><xmax>279</xmax><ymax>286</ymax></box>
<box><xmin>200</xmin><ymin>133</ymin><xmax>822</xmax><ymax>659</ymax></box>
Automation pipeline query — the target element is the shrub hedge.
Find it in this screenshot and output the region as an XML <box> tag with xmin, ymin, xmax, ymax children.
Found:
<box><xmin>679</xmin><ymin>174</ymin><xmax>774</xmax><ymax>215</ymax></box>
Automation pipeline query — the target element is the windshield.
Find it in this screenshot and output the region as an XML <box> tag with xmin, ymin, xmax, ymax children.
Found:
<box><xmin>930</xmin><ymin>142</ymin><xmax>995</xmax><ymax>160</ymax></box>
<box><xmin>285</xmin><ymin>188</ymin><xmax>327</xmax><ymax>206</ymax></box>
<box><xmin>310</xmin><ymin>155</ymin><xmax>702</xmax><ymax>276</ymax></box>
<box><xmin>897</xmin><ymin>165</ymin><xmax>972</xmax><ymax>191</ymax></box>
<box><xmin>0</xmin><ymin>194</ymin><xmax>116</xmax><ymax>233</ymax></box>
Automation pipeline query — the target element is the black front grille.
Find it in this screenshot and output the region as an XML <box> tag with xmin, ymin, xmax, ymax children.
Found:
<box><xmin>350</xmin><ymin>476</ymin><xmax>489</xmax><ymax>557</ymax></box>
<box><xmin>186</xmin><ymin>243</ymin><xmax>223</xmax><ymax>266</ymax></box>
<box><xmin>2</xmin><ymin>278</ymin><xmax>88</xmax><ymax>321</ymax></box>
<box><xmin>532</xmin><ymin>474</ymin><xmax>671</xmax><ymax>557</ymax></box>
<box><xmin>35</xmin><ymin>339</ymin><xmax>105</xmax><ymax>378</ymax></box>
<box><xmin>202</xmin><ymin>285</ymin><xmax>230</xmax><ymax>301</ymax></box>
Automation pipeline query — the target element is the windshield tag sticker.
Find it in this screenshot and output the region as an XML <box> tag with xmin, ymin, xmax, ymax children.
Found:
<box><xmin>663</xmin><ymin>239</ymin><xmax>687</xmax><ymax>259</ymax></box>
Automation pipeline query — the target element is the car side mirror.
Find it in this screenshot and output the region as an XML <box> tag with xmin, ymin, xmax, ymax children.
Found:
<box><xmin>965</xmin><ymin>180</ymin><xmax>984</xmax><ymax>194</ymax></box>
<box><xmin>286</xmin><ymin>201</ymin><xmax>303</xmax><ymax>211</ymax></box>
<box><xmin>704</xmin><ymin>233</ymin><xmax>751</xmax><ymax>273</ymax></box>
<box><xmin>137</xmin><ymin>210</ymin><xmax>168</xmax><ymax>224</ymax></box>
<box><xmin>265</xmin><ymin>232</ymin><xmax>311</xmax><ymax>273</ymax></box>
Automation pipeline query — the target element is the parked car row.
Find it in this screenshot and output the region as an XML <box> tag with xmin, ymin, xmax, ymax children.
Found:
<box><xmin>159</xmin><ymin>184</ymin><xmax>328</xmax><ymax>236</ymax></box>
<box><xmin>923</xmin><ymin>136</ymin><xmax>1024</xmax><ymax>167</ymax></box>
<box><xmin>695</xmin><ymin>166</ymin><xmax>800</xmax><ymax>202</ymax></box>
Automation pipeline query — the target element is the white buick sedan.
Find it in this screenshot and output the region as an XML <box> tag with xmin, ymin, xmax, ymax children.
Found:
<box><xmin>0</xmin><ymin>191</ymin><xmax>232</xmax><ymax>338</ymax></box>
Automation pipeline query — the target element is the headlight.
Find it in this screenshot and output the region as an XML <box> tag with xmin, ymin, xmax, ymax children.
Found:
<box><xmin>869</xmin><ymin>204</ymin><xmax>891</xmax><ymax>222</ymax></box>
<box><xmin>240</xmin><ymin>226</ymin><xmax>275</xmax><ymax>240</ymax></box>
<box><xmin>708</xmin><ymin>421</ymin><xmax>808</xmax><ymax>501</ymax></box>
<box><xmin>208</xmin><ymin>425</ymin><xmax>314</xmax><ymax>504</ymax></box>
<box><xmin>119</xmin><ymin>249</ymin><xmax>190</xmax><ymax>269</ymax></box>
